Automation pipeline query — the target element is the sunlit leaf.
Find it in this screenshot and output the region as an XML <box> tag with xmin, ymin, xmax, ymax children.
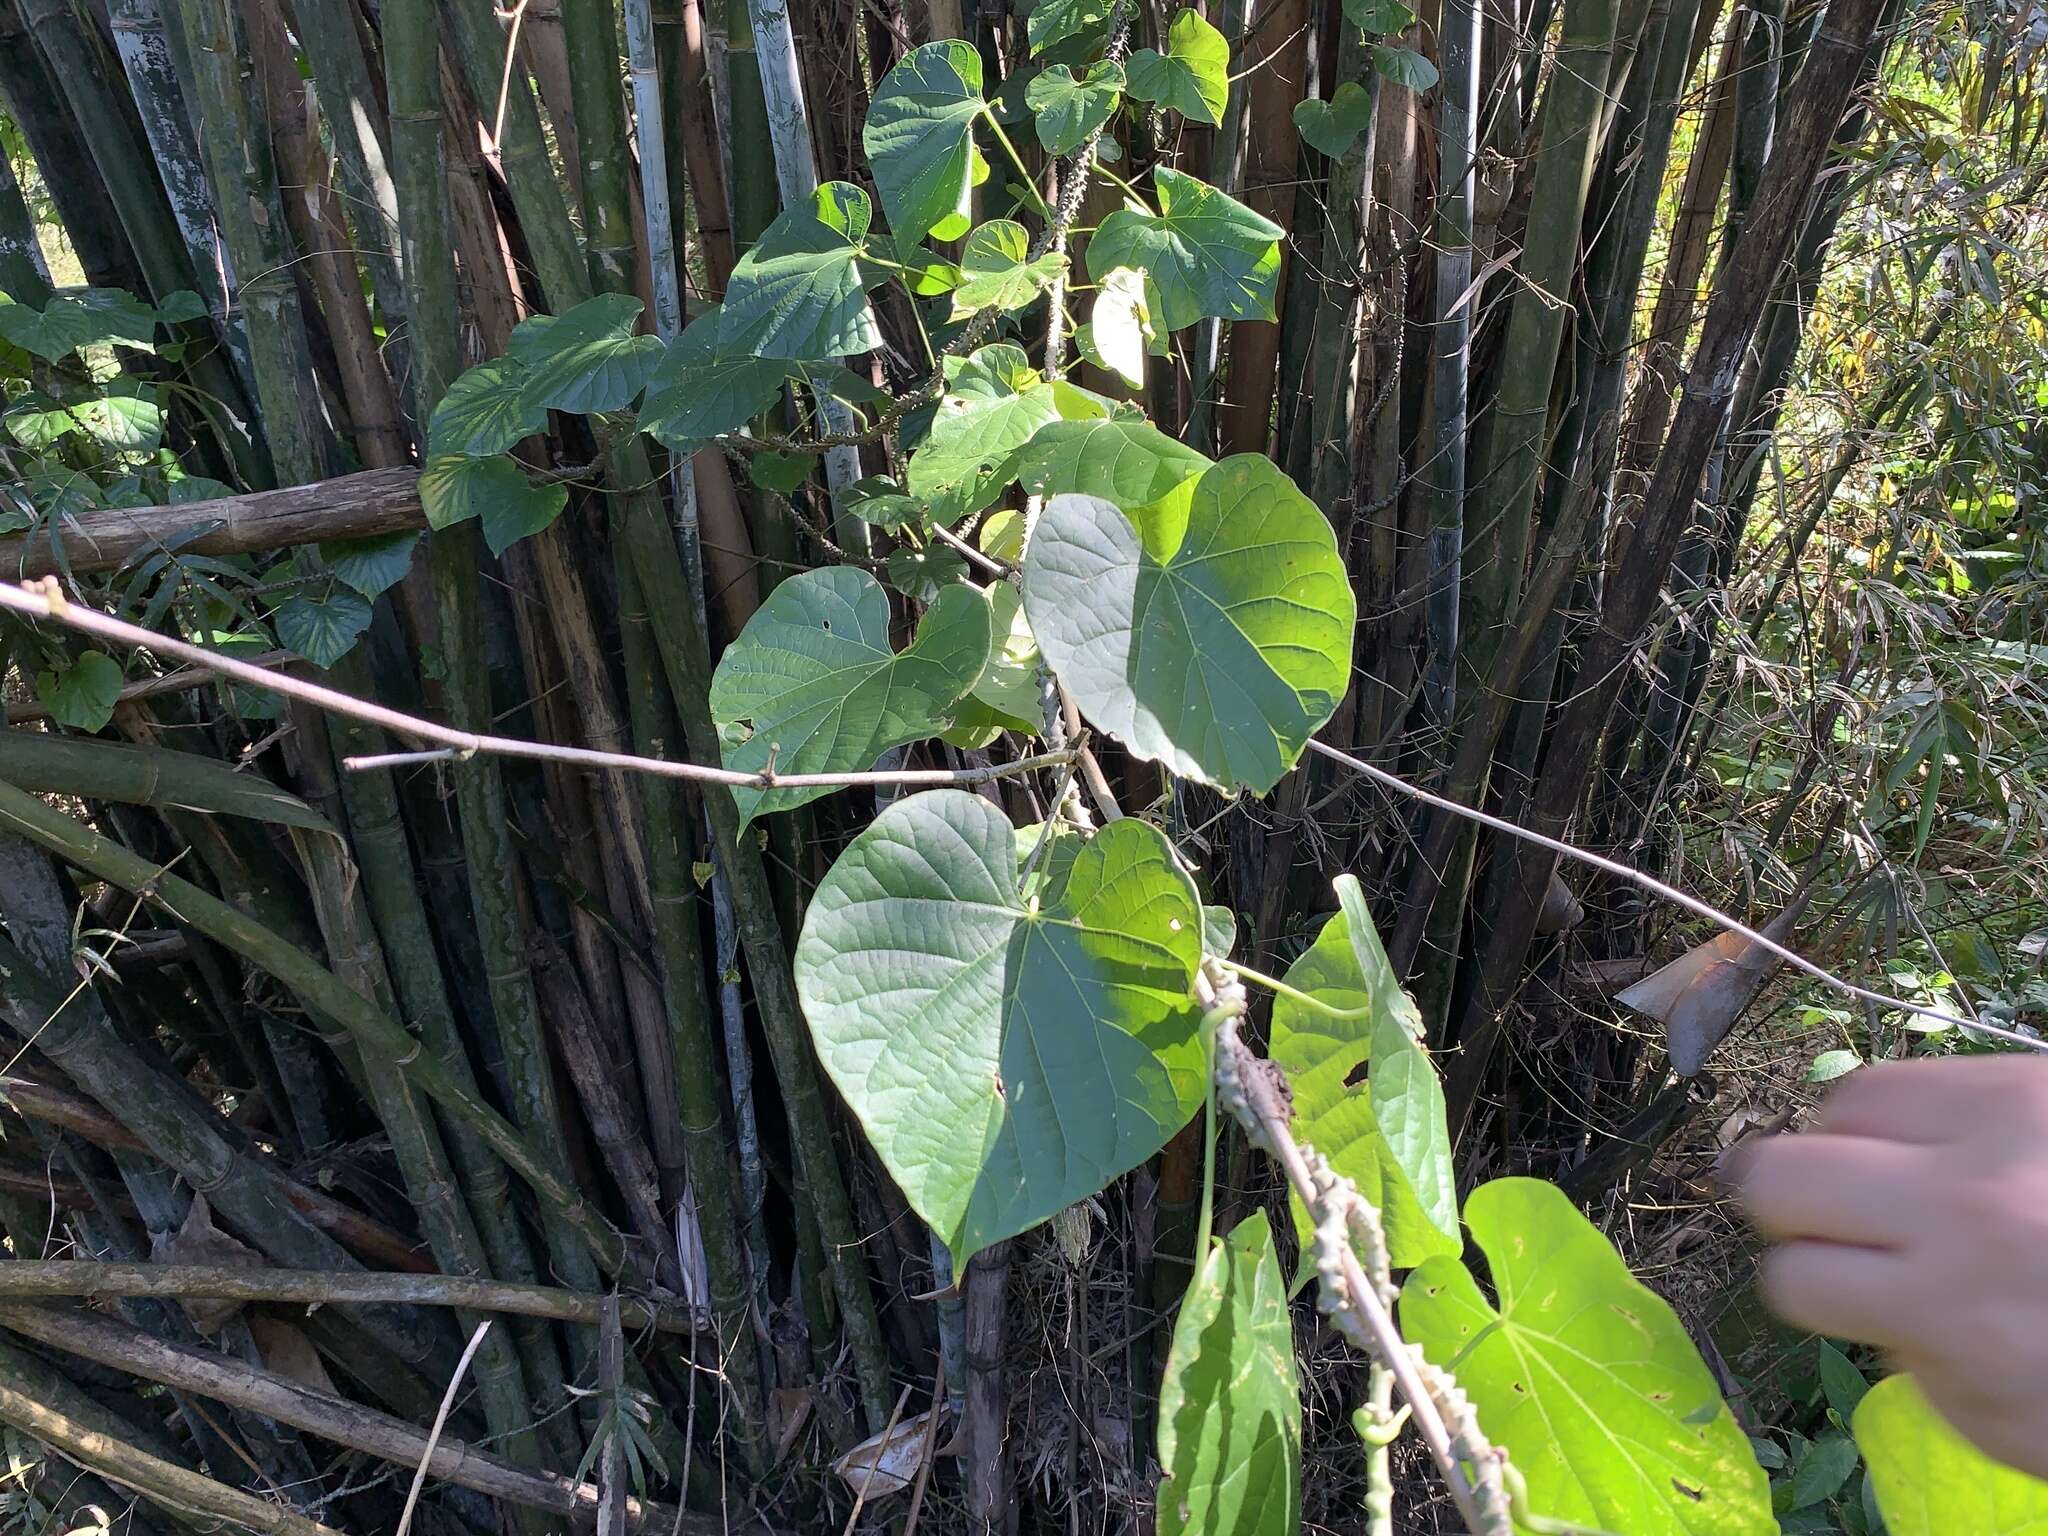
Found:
<box><xmin>794</xmin><ymin>790</ymin><xmax>1206</xmax><ymax>1266</ymax></box>
<box><xmin>864</xmin><ymin>41</ymin><xmax>986</xmax><ymax>248</ymax></box>
<box><xmin>274</xmin><ymin>589</ymin><xmax>373</xmax><ymax>669</ymax></box>
<box><xmin>719</xmin><ymin>183</ymin><xmax>881</xmax><ymax>360</ymax></box>
<box><xmin>1023</xmin><ymin>455</ymin><xmax>1353</xmax><ymax>792</ymax></box>
<box><xmin>1090</xmin><ymin>266</ymin><xmax>1156</xmax><ymax>387</ymax></box>
<box><xmin>1156</xmin><ymin>1212</ymin><xmax>1300</xmax><ymax>1536</ymax></box>
<box><xmin>906</xmin><ymin>344</ymin><xmax>1059</xmax><ymax>524</ymax></box>
<box><xmin>417</xmin><ymin>453</ymin><xmax>568</xmax><ymax>555</ymax></box>
<box><xmin>1402</xmin><ymin>1178</ymin><xmax>1773</xmax><ymax>1535</ymax></box>
<box><xmin>950</xmin><ymin>221</ymin><xmax>1066</xmax><ymax>319</ymax></box>
<box><xmin>1294</xmin><ymin>80</ymin><xmax>1376</xmax><ymax>157</ymax></box>
<box><xmin>1087</xmin><ymin>168</ymin><xmax>1283</xmax><ymax>331</ymax></box>
<box><xmin>510</xmin><ymin>294</ymin><xmax>662</xmax><ymax>414</ymax></box>
<box><xmin>710</xmin><ymin>568</ymin><xmax>992</xmax><ymax>824</ymax></box>
<box><xmin>1855</xmin><ymin>1375</ymin><xmax>2048</xmax><ymax>1534</ymax></box>
<box><xmin>429</xmin><ymin>360</ymin><xmax>548</xmax><ymax>456</ymax></box>
<box><xmin>1015</xmin><ymin>416</ymin><xmax>1212</xmax><ymax>505</ymax></box>
<box><xmin>1126</xmin><ymin>9</ymin><xmax>1230</xmax><ymax>126</ymax></box>
<box><xmin>1026</xmin><ymin>0</ymin><xmax>1114</xmax><ymax>55</ymax></box>
<box><xmin>1025</xmin><ymin>61</ymin><xmax>1124</xmax><ymax>154</ymax></box>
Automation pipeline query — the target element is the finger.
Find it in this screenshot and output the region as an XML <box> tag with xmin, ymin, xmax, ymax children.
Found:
<box><xmin>1758</xmin><ymin>1240</ymin><xmax>1917</xmax><ymax>1349</ymax></box>
<box><xmin>1737</xmin><ymin>1134</ymin><xmax>1932</xmax><ymax>1247</ymax></box>
<box><xmin>1810</xmin><ymin>1060</ymin><xmax>1991</xmax><ymax>1143</ymax></box>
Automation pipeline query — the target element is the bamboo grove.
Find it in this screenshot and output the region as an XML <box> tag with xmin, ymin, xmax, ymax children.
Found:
<box><xmin>0</xmin><ymin>0</ymin><xmax>2043</xmax><ymax>1523</ymax></box>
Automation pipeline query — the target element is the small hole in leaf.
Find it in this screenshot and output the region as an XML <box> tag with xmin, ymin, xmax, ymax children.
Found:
<box><xmin>1511</xmin><ymin>1382</ymin><xmax>1526</xmax><ymax>1394</ymax></box>
<box><xmin>1672</xmin><ymin>1482</ymin><xmax>1703</xmax><ymax>1503</ymax></box>
<box><xmin>821</xmin><ymin>620</ymin><xmax>831</xmax><ymax>632</ymax></box>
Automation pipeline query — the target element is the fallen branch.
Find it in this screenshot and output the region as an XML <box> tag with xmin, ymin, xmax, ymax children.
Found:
<box><xmin>0</xmin><ymin>469</ymin><xmax>424</xmax><ymax>579</ymax></box>
<box><xmin>0</xmin><ymin>1262</ymin><xmax>698</xmax><ymax>1333</ymax></box>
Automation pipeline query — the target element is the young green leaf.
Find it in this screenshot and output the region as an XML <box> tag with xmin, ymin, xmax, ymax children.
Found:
<box><xmin>1025</xmin><ymin>61</ymin><xmax>1124</xmax><ymax>154</ymax></box>
<box><xmin>950</xmin><ymin>221</ymin><xmax>1067</xmax><ymax>319</ymax></box>
<box><xmin>1016</xmin><ymin>416</ymin><xmax>1212</xmax><ymax>505</ymax></box>
<box><xmin>794</xmin><ymin>791</ymin><xmax>1206</xmax><ymax>1267</ymax></box>
<box><xmin>1089</xmin><ymin>266</ymin><xmax>1157</xmax><ymax>387</ymax></box>
<box><xmin>1125</xmin><ymin>9</ymin><xmax>1230</xmax><ymax>126</ymax></box>
<box><xmin>1268</xmin><ymin>877</ymin><xmax>1460</xmax><ymax>1267</ymax></box>
<box><xmin>1086</xmin><ymin>168</ymin><xmax>1284</xmax><ymax>330</ymax></box>
<box><xmin>906</xmin><ymin>344</ymin><xmax>1060</xmax><ymax>523</ymax></box>
<box><xmin>709</xmin><ymin>568</ymin><xmax>993</xmax><ymax>824</ymax></box>
<box><xmin>864</xmin><ymin>41</ymin><xmax>986</xmax><ymax>247</ymax></box>
<box><xmin>320</xmin><ymin>532</ymin><xmax>420</xmax><ymax>600</ymax></box>
<box><xmin>1402</xmin><ymin>1179</ymin><xmax>1773</xmax><ymax>1535</ymax></box>
<box><xmin>969</xmin><ymin>582</ymin><xmax>1044</xmax><ymax>725</ymax></box>
<box><xmin>34</xmin><ymin>652</ymin><xmax>123</xmax><ymax>732</ymax></box>
<box><xmin>1156</xmin><ymin>1212</ymin><xmax>1300</xmax><ymax>1536</ymax></box>
<box><xmin>718</xmin><ymin>183</ymin><xmax>882</xmax><ymax>360</ymax></box>
<box><xmin>417</xmin><ymin>453</ymin><xmax>569</xmax><ymax>555</ymax></box>
<box><xmin>429</xmin><ymin>360</ymin><xmax>548</xmax><ymax>456</ymax></box>
<box><xmin>1293</xmin><ymin>80</ymin><xmax>1376</xmax><ymax>157</ymax></box>
<box><xmin>1373</xmin><ymin>44</ymin><xmax>1439</xmax><ymax>91</ymax></box>
<box><xmin>1023</xmin><ymin>455</ymin><xmax>1354</xmax><ymax>792</ymax></box>
<box><xmin>509</xmin><ymin>294</ymin><xmax>663</xmax><ymax>414</ymax></box>
<box><xmin>274</xmin><ymin>589</ymin><xmax>373</xmax><ymax>670</ymax></box>
<box><xmin>1855</xmin><ymin>1375</ymin><xmax>2048</xmax><ymax>1534</ymax></box>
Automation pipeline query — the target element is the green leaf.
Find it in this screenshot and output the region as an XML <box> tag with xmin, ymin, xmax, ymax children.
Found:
<box><xmin>1294</xmin><ymin>80</ymin><xmax>1376</xmax><ymax>157</ymax></box>
<box><xmin>1156</xmin><ymin>1212</ymin><xmax>1300</xmax><ymax>1536</ymax></box>
<box><xmin>1025</xmin><ymin>61</ymin><xmax>1124</xmax><ymax>154</ymax></box>
<box><xmin>907</xmin><ymin>344</ymin><xmax>1060</xmax><ymax>524</ymax></box>
<box><xmin>35</xmin><ymin>652</ymin><xmax>123</xmax><ymax>731</ymax></box>
<box><xmin>864</xmin><ymin>41</ymin><xmax>986</xmax><ymax>248</ymax></box>
<box><xmin>1089</xmin><ymin>266</ymin><xmax>1157</xmax><ymax>387</ymax></box>
<box><xmin>710</xmin><ymin>568</ymin><xmax>992</xmax><ymax>824</ymax></box>
<box><xmin>1402</xmin><ymin>1178</ymin><xmax>1773</xmax><ymax>1536</ymax></box>
<box><xmin>1855</xmin><ymin>1375</ymin><xmax>2048</xmax><ymax>1534</ymax></box>
<box><xmin>320</xmin><ymin>532</ymin><xmax>421</xmax><ymax>600</ymax></box>
<box><xmin>1806</xmin><ymin>1048</ymin><xmax>1863</xmax><ymax>1083</ymax></box>
<box><xmin>751</xmin><ymin>450</ymin><xmax>819</xmax><ymax>494</ymax></box>
<box><xmin>1818</xmin><ymin>1344</ymin><xmax>1871</xmax><ymax>1425</ymax></box>
<box><xmin>1788</xmin><ymin>1434</ymin><xmax>1860</xmax><ymax>1510</ymax></box>
<box><xmin>638</xmin><ymin>308</ymin><xmax>791</xmax><ymax>449</ymax></box>
<box><xmin>417</xmin><ymin>453</ymin><xmax>569</xmax><ymax>555</ymax></box>
<box><xmin>1344</xmin><ymin>0</ymin><xmax>1416</xmax><ymax>30</ymax></box>
<box><xmin>1023</xmin><ymin>454</ymin><xmax>1353</xmax><ymax>792</ymax></box>
<box><xmin>719</xmin><ymin>183</ymin><xmax>881</xmax><ymax>360</ymax></box>
<box><xmin>429</xmin><ymin>360</ymin><xmax>548</xmax><ymax>456</ymax></box>
<box><xmin>1269</xmin><ymin>877</ymin><xmax>1459</xmax><ymax>1268</ymax></box>
<box><xmin>0</xmin><ymin>295</ymin><xmax>152</xmax><ymax>361</ymax></box>
<box><xmin>1026</xmin><ymin>0</ymin><xmax>1114</xmax><ymax>55</ymax></box>
<box><xmin>1016</xmin><ymin>416</ymin><xmax>1211</xmax><ymax>505</ymax></box>
<box><xmin>1125</xmin><ymin>9</ymin><xmax>1230</xmax><ymax>126</ymax></box>
<box><xmin>1373</xmin><ymin>44</ymin><xmax>1439</xmax><ymax>91</ymax></box>
<box><xmin>509</xmin><ymin>294</ymin><xmax>663</xmax><ymax>414</ymax></box>
<box><xmin>71</xmin><ymin>383</ymin><xmax>163</xmax><ymax>453</ymax></box>
<box><xmin>950</xmin><ymin>221</ymin><xmax>1066</xmax><ymax>319</ymax></box>
<box><xmin>153</xmin><ymin>290</ymin><xmax>210</xmax><ymax>324</ymax></box>
<box><xmin>794</xmin><ymin>790</ymin><xmax>1205</xmax><ymax>1266</ymax></box>
<box><xmin>887</xmin><ymin>544</ymin><xmax>971</xmax><ymax>603</ymax></box>
<box><xmin>969</xmin><ymin>581</ymin><xmax>1044</xmax><ymax>725</ymax></box>
<box><xmin>834</xmin><ymin>476</ymin><xmax>926</xmax><ymax>532</ymax></box>
<box><xmin>1087</xmin><ymin>168</ymin><xmax>1283</xmax><ymax>331</ymax></box>
<box><xmin>274</xmin><ymin>589</ymin><xmax>373</xmax><ymax>669</ymax></box>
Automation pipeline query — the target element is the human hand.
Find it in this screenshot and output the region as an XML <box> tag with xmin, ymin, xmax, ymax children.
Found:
<box><xmin>1737</xmin><ymin>1055</ymin><xmax>2048</xmax><ymax>1479</ymax></box>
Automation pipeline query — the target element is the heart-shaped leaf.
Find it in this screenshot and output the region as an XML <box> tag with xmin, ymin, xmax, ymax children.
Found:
<box><xmin>950</xmin><ymin>221</ymin><xmax>1067</xmax><ymax>319</ymax></box>
<box><xmin>1855</xmin><ymin>1375</ymin><xmax>2048</xmax><ymax>1534</ymax></box>
<box><xmin>509</xmin><ymin>294</ymin><xmax>663</xmax><ymax>414</ymax></box>
<box><xmin>638</xmin><ymin>311</ymin><xmax>791</xmax><ymax>448</ymax></box>
<box><xmin>1402</xmin><ymin>1178</ymin><xmax>1773</xmax><ymax>1536</ymax></box>
<box><xmin>71</xmin><ymin>383</ymin><xmax>163</xmax><ymax>454</ymax></box>
<box><xmin>719</xmin><ymin>183</ymin><xmax>882</xmax><ymax>361</ymax></box>
<box><xmin>1126</xmin><ymin>9</ymin><xmax>1230</xmax><ymax>126</ymax></box>
<box><xmin>1269</xmin><ymin>875</ymin><xmax>1460</xmax><ymax>1267</ymax></box>
<box><xmin>1294</xmin><ymin>80</ymin><xmax>1376</xmax><ymax>157</ymax></box>
<box><xmin>1087</xmin><ymin>168</ymin><xmax>1284</xmax><ymax>331</ymax></box>
<box><xmin>1016</xmin><ymin>416</ymin><xmax>1211</xmax><ymax>505</ymax></box>
<box><xmin>1344</xmin><ymin>0</ymin><xmax>1416</xmax><ymax>31</ymax></box>
<box><xmin>710</xmin><ymin>568</ymin><xmax>993</xmax><ymax>824</ymax></box>
<box><xmin>1023</xmin><ymin>454</ymin><xmax>1354</xmax><ymax>792</ymax></box>
<box><xmin>320</xmin><ymin>532</ymin><xmax>420</xmax><ymax>600</ymax></box>
<box><xmin>274</xmin><ymin>588</ymin><xmax>373</xmax><ymax>669</ymax></box>
<box><xmin>429</xmin><ymin>360</ymin><xmax>548</xmax><ymax>456</ymax></box>
<box><xmin>907</xmin><ymin>344</ymin><xmax>1060</xmax><ymax>524</ymax></box>
<box><xmin>864</xmin><ymin>41</ymin><xmax>986</xmax><ymax>247</ymax></box>
<box><xmin>1156</xmin><ymin>1212</ymin><xmax>1300</xmax><ymax>1536</ymax></box>
<box><xmin>794</xmin><ymin>790</ymin><xmax>1205</xmax><ymax>1266</ymax></box>
<box><xmin>1373</xmin><ymin>44</ymin><xmax>1439</xmax><ymax>91</ymax></box>
<box><xmin>417</xmin><ymin>453</ymin><xmax>569</xmax><ymax>555</ymax></box>
<box><xmin>0</xmin><ymin>294</ymin><xmax>154</xmax><ymax>361</ymax></box>
<box><xmin>35</xmin><ymin>652</ymin><xmax>123</xmax><ymax>731</ymax></box>
<box><xmin>1026</xmin><ymin>0</ymin><xmax>1115</xmax><ymax>54</ymax></box>
<box><xmin>1026</xmin><ymin>61</ymin><xmax>1125</xmax><ymax>153</ymax></box>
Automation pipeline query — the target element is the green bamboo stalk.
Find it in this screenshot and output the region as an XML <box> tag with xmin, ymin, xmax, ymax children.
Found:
<box><xmin>0</xmin><ymin>145</ymin><xmax>52</xmax><ymax>303</ymax></box>
<box><xmin>562</xmin><ymin>0</ymin><xmax>639</xmax><ymax>294</ymax></box>
<box><xmin>0</xmin><ymin>783</ymin><xmax>633</xmax><ymax>1279</ymax></box>
<box><xmin>0</xmin><ymin>730</ymin><xmax>332</xmax><ymax>832</ymax></box>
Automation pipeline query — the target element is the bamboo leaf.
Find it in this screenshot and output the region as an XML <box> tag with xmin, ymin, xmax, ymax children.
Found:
<box><xmin>1125</xmin><ymin>10</ymin><xmax>1230</xmax><ymax>126</ymax></box>
<box><xmin>1156</xmin><ymin>1212</ymin><xmax>1300</xmax><ymax>1536</ymax></box>
<box><xmin>1372</xmin><ymin>44</ymin><xmax>1439</xmax><ymax>92</ymax></box>
<box><xmin>709</xmin><ymin>568</ymin><xmax>993</xmax><ymax>824</ymax></box>
<box><xmin>509</xmin><ymin>294</ymin><xmax>663</xmax><ymax>414</ymax></box>
<box><xmin>428</xmin><ymin>361</ymin><xmax>548</xmax><ymax>456</ymax></box>
<box><xmin>718</xmin><ymin>183</ymin><xmax>882</xmax><ymax>360</ymax></box>
<box><xmin>950</xmin><ymin>221</ymin><xmax>1067</xmax><ymax>319</ymax></box>
<box><xmin>33</xmin><ymin>651</ymin><xmax>122</xmax><ymax>731</ymax></box>
<box><xmin>319</xmin><ymin>533</ymin><xmax>421</xmax><ymax>600</ymax></box>
<box><xmin>1015</xmin><ymin>416</ymin><xmax>1212</xmax><ymax>504</ymax></box>
<box><xmin>1086</xmin><ymin>168</ymin><xmax>1283</xmax><ymax>330</ymax></box>
<box><xmin>793</xmin><ymin>790</ymin><xmax>1205</xmax><ymax>1267</ymax></box>
<box><xmin>1025</xmin><ymin>61</ymin><xmax>1124</xmax><ymax>154</ymax></box>
<box><xmin>417</xmin><ymin>453</ymin><xmax>569</xmax><ymax>555</ymax></box>
<box><xmin>1023</xmin><ymin>455</ymin><xmax>1353</xmax><ymax>792</ymax></box>
<box><xmin>863</xmin><ymin>41</ymin><xmax>986</xmax><ymax>248</ymax></box>
<box><xmin>1855</xmin><ymin>1375</ymin><xmax>2048</xmax><ymax>1534</ymax></box>
<box><xmin>1269</xmin><ymin>879</ymin><xmax>1460</xmax><ymax>1267</ymax></box>
<box><xmin>274</xmin><ymin>589</ymin><xmax>373</xmax><ymax>669</ymax></box>
<box><xmin>1402</xmin><ymin>1179</ymin><xmax>1773</xmax><ymax>1535</ymax></box>
<box><xmin>1293</xmin><ymin>81</ymin><xmax>1376</xmax><ymax>157</ymax></box>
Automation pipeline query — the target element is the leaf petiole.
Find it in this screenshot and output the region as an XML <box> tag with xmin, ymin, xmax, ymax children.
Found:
<box><xmin>1214</xmin><ymin>956</ymin><xmax>1371</xmax><ymax>1019</ymax></box>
